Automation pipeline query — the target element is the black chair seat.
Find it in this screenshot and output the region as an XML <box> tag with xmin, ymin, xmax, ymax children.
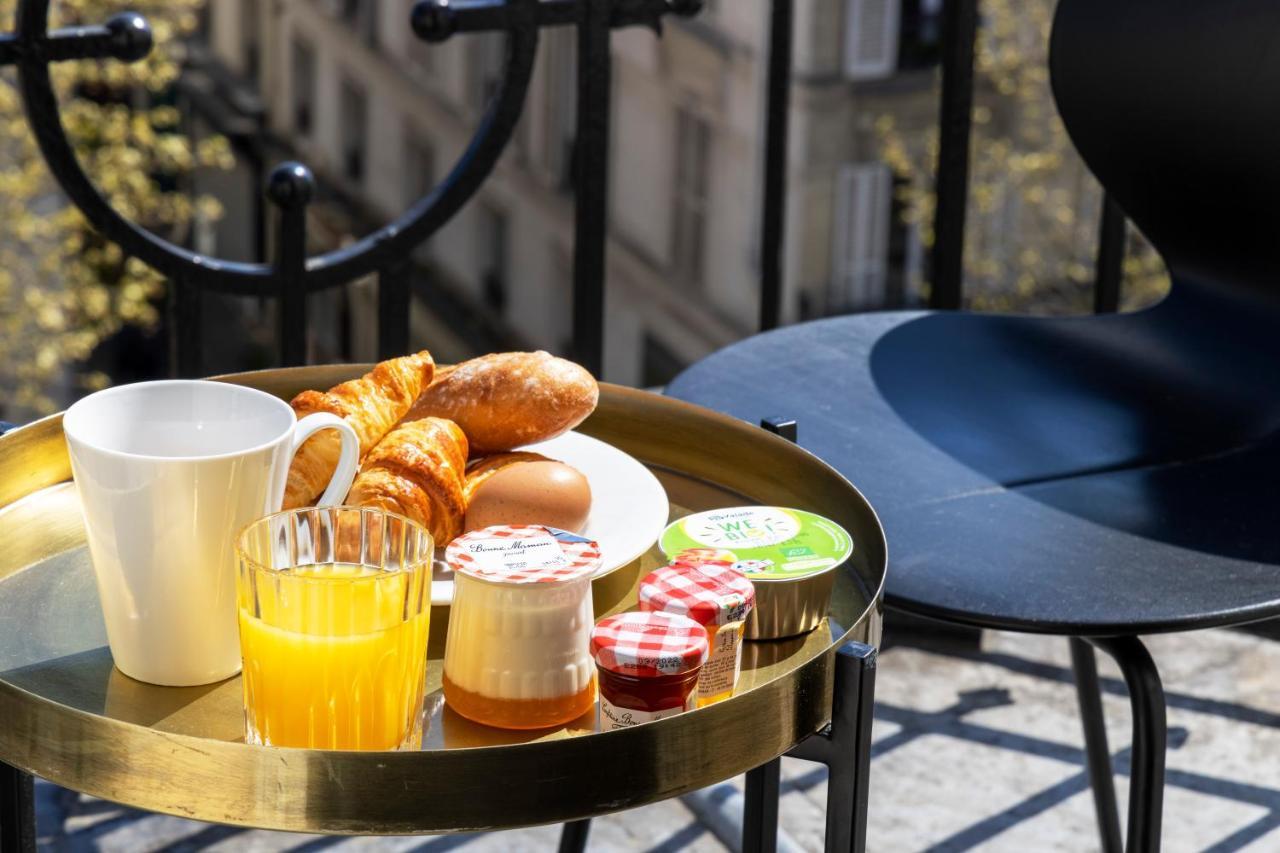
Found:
<box><xmin>666</xmin><ymin>290</ymin><xmax>1280</xmax><ymax>636</ymax></box>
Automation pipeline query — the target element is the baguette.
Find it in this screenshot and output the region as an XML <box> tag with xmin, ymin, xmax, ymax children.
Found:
<box><xmin>405</xmin><ymin>351</ymin><xmax>597</xmax><ymax>455</ymax></box>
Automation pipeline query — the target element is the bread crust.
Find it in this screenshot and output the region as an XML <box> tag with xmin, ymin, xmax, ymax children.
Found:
<box><xmin>347</xmin><ymin>417</ymin><xmax>469</xmax><ymax>544</ymax></box>
<box><xmin>283</xmin><ymin>351</ymin><xmax>435</xmax><ymax>509</ymax></box>
<box><xmin>405</xmin><ymin>351</ymin><xmax>598</xmax><ymax>455</ymax></box>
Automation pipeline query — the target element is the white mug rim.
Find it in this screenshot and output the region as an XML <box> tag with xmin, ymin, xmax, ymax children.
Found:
<box><xmin>63</xmin><ymin>379</ymin><xmax>297</xmax><ymax>463</ymax></box>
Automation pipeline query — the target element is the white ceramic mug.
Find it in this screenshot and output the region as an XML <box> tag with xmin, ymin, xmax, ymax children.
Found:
<box><xmin>63</xmin><ymin>380</ymin><xmax>360</xmax><ymax>687</ymax></box>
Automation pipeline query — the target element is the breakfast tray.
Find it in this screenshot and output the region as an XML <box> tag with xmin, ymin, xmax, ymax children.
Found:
<box><xmin>0</xmin><ymin>366</ymin><xmax>886</xmax><ymax>835</ymax></box>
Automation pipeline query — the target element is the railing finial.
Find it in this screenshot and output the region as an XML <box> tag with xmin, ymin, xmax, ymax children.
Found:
<box><xmin>266</xmin><ymin>161</ymin><xmax>315</xmax><ymax>209</ymax></box>
<box><xmin>411</xmin><ymin>1</ymin><xmax>458</xmax><ymax>43</ymax></box>
<box><xmin>105</xmin><ymin>12</ymin><xmax>152</xmax><ymax>62</ymax></box>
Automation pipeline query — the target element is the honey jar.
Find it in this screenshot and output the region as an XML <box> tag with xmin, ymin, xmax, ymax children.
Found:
<box><xmin>638</xmin><ymin>562</ymin><xmax>755</xmax><ymax>706</ymax></box>
<box><xmin>443</xmin><ymin>525</ymin><xmax>600</xmax><ymax>729</ymax></box>
<box><xmin>591</xmin><ymin>611</ymin><xmax>709</xmax><ymax>730</ymax></box>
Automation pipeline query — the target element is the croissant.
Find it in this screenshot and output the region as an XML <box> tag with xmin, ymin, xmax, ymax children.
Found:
<box><xmin>404</xmin><ymin>351</ymin><xmax>598</xmax><ymax>456</ymax></box>
<box><xmin>346</xmin><ymin>417</ymin><xmax>469</xmax><ymax>544</ymax></box>
<box><xmin>283</xmin><ymin>351</ymin><xmax>435</xmax><ymax>509</ymax></box>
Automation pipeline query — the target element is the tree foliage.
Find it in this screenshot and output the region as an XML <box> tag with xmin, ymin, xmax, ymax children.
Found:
<box><xmin>0</xmin><ymin>0</ymin><xmax>229</xmax><ymax>420</ymax></box>
<box><xmin>878</xmin><ymin>0</ymin><xmax>1169</xmax><ymax>313</ymax></box>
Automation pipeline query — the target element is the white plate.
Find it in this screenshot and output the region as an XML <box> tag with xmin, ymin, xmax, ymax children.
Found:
<box><xmin>430</xmin><ymin>431</ymin><xmax>669</xmax><ymax>604</ymax></box>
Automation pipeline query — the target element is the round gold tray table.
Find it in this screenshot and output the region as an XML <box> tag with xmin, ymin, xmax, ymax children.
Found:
<box><xmin>0</xmin><ymin>366</ymin><xmax>886</xmax><ymax>837</ymax></box>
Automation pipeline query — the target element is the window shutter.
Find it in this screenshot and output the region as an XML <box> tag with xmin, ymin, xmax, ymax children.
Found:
<box><xmin>831</xmin><ymin>163</ymin><xmax>892</xmax><ymax>310</ymax></box>
<box><xmin>844</xmin><ymin>0</ymin><xmax>901</xmax><ymax>81</ymax></box>
<box><xmin>541</xmin><ymin>28</ymin><xmax>577</xmax><ymax>188</ymax></box>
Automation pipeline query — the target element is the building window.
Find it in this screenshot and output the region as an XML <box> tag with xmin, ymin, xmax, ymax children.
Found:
<box><xmin>403</xmin><ymin>131</ymin><xmax>435</xmax><ymax>207</ymax></box>
<box><xmin>340</xmin><ymin>78</ymin><xmax>368</xmax><ymax>184</ymax></box>
<box><xmin>292</xmin><ymin>38</ymin><xmax>316</xmax><ymax>135</ymax></box>
<box><xmin>195</xmin><ymin>3</ymin><xmax>211</xmax><ymax>44</ymax></box>
<box><xmin>887</xmin><ymin>174</ymin><xmax>921</xmax><ymax>307</ymax></box>
<box><xmin>359</xmin><ymin>0</ymin><xmax>379</xmax><ymax>49</ymax></box>
<box><xmin>671</xmin><ymin>108</ymin><xmax>710</xmax><ymax>284</ymax></box>
<box><xmin>327</xmin><ymin>0</ymin><xmax>378</xmax><ymax>48</ymax></box>
<box><xmin>843</xmin><ymin>0</ymin><xmax>901</xmax><ymax>81</ymax></box>
<box><xmin>898</xmin><ymin>0</ymin><xmax>944</xmax><ymax>70</ymax></box>
<box><xmin>405</xmin><ymin>0</ymin><xmax>434</xmax><ymax>77</ymax></box>
<box><xmin>241</xmin><ymin>0</ymin><xmax>259</xmax><ymax>85</ymax></box>
<box><xmin>542</xmin><ymin>27</ymin><xmax>577</xmax><ymax>192</ymax></box>
<box><xmin>829</xmin><ymin>162</ymin><xmax>892</xmax><ymax>311</ymax></box>
<box><xmin>477</xmin><ymin>204</ymin><xmax>509</xmax><ymax>313</ymax></box>
<box><xmin>469</xmin><ymin>34</ymin><xmax>505</xmax><ymax>111</ymax></box>
<box><xmin>641</xmin><ymin>333</ymin><xmax>685</xmax><ymax>389</ymax></box>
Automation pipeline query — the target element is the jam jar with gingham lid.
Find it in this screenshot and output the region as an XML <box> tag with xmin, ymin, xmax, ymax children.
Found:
<box><xmin>444</xmin><ymin>525</ymin><xmax>601</xmax><ymax>730</ymax></box>
<box><xmin>638</xmin><ymin>562</ymin><xmax>755</xmax><ymax>707</ymax></box>
<box><xmin>590</xmin><ymin>611</ymin><xmax>709</xmax><ymax>730</ymax></box>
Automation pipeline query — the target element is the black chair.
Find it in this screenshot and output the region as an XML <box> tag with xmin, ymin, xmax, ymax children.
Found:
<box><xmin>667</xmin><ymin>1</ymin><xmax>1280</xmax><ymax>850</ymax></box>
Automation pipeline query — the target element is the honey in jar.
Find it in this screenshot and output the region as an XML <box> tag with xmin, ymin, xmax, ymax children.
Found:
<box><xmin>443</xmin><ymin>525</ymin><xmax>600</xmax><ymax>729</ymax></box>
<box><xmin>591</xmin><ymin>611</ymin><xmax>709</xmax><ymax>730</ymax></box>
<box><xmin>639</xmin><ymin>562</ymin><xmax>755</xmax><ymax>706</ymax></box>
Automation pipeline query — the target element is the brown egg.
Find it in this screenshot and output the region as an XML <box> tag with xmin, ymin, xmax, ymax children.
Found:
<box><xmin>465</xmin><ymin>460</ymin><xmax>593</xmax><ymax>534</ymax></box>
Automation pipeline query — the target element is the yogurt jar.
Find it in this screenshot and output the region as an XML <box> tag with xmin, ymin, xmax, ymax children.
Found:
<box><xmin>443</xmin><ymin>525</ymin><xmax>600</xmax><ymax>729</ymax></box>
<box><xmin>662</xmin><ymin>506</ymin><xmax>854</xmax><ymax>640</ymax></box>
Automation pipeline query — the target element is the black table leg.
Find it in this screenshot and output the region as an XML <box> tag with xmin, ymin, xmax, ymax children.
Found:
<box><xmin>1070</xmin><ymin>637</ymin><xmax>1123</xmax><ymax>853</ymax></box>
<box><xmin>743</xmin><ymin>757</ymin><xmax>781</xmax><ymax>853</ymax></box>
<box><xmin>787</xmin><ymin>642</ymin><xmax>877</xmax><ymax>853</ymax></box>
<box><xmin>557</xmin><ymin>818</ymin><xmax>591</xmax><ymax>853</ymax></box>
<box><xmin>1088</xmin><ymin>636</ymin><xmax>1166</xmax><ymax>853</ymax></box>
<box><xmin>0</xmin><ymin>762</ymin><xmax>36</xmax><ymax>853</ymax></box>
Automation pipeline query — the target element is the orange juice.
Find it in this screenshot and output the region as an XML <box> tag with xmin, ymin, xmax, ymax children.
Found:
<box><xmin>238</xmin><ymin>563</ymin><xmax>430</xmax><ymax>750</ymax></box>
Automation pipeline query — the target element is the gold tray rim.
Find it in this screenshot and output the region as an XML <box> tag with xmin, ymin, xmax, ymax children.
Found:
<box><xmin>0</xmin><ymin>365</ymin><xmax>887</xmax><ymax>834</ymax></box>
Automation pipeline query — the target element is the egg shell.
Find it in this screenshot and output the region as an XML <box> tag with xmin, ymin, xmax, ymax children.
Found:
<box><xmin>465</xmin><ymin>460</ymin><xmax>593</xmax><ymax>534</ymax></box>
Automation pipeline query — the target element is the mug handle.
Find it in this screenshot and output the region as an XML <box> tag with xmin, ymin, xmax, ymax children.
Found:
<box><xmin>290</xmin><ymin>413</ymin><xmax>360</xmax><ymax>506</ymax></box>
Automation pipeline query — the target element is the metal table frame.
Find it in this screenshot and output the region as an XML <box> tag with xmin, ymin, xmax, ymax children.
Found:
<box><xmin>0</xmin><ymin>386</ymin><xmax>885</xmax><ymax>852</ymax></box>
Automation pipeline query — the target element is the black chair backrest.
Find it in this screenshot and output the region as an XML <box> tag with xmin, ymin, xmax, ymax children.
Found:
<box><xmin>1050</xmin><ymin>0</ymin><xmax>1280</xmax><ymax>299</ymax></box>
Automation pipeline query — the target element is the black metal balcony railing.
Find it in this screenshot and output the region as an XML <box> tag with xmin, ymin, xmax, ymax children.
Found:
<box><xmin>3</xmin><ymin>0</ymin><xmax>1127</xmax><ymax>384</ymax></box>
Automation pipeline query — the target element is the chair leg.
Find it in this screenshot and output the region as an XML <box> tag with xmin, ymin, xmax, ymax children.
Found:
<box><xmin>1088</xmin><ymin>636</ymin><xmax>1167</xmax><ymax>853</ymax></box>
<box><xmin>557</xmin><ymin>819</ymin><xmax>591</xmax><ymax>853</ymax></box>
<box><xmin>743</xmin><ymin>757</ymin><xmax>781</xmax><ymax>853</ymax></box>
<box><xmin>1069</xmin><ymin>637</ymin><xmax>1123</xmax><ymax>853</ymax></box>
<box><xmin>0</xmin><ymin>762</ymin><xmax>36</xmax><ymax>853</ymax></box>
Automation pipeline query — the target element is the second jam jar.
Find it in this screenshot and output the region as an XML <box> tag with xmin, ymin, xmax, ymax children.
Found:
<box><xmin>590</xmin><ymin>611</ymin><xmax>709</xmax><ymax>730</ymax></box>
<box><xmin>638</xmin><ymin>562</ymin><xmax>756</xmax><ymax>706</ymax></box>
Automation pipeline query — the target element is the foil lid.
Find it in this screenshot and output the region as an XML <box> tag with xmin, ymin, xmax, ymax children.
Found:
<box><xmin>446</xmin><ymin>525</ymin><xmax>601</xmax><ymax>584</ymax></box>
<box><xmin>591</xmin><ymin>611</ymin><xmax>709</xmax><ymax>677</ymax></box>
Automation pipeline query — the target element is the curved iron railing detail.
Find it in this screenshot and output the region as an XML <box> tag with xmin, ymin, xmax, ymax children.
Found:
<box><xmin>3</xmin><ymin>0</ymin><xmax>699</xmax><ymax>374</ymax></box>
<box><xmin>0</xmin><ymin>0</ymin><xmax>1125</xmax><ymax>377</ymax></box>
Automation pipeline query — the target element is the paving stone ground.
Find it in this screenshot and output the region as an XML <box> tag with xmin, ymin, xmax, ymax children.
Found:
<box><xmin>34</xmin><ymin>627</ymin><xmax>1280</xmax><ymax>851</ymax></box>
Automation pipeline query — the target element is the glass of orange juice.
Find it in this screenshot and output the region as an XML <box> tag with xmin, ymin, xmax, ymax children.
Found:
<box><xmin>235</xmin><ymin>506</ymin><xmax>433</xmax><ymax>750</ymax></box>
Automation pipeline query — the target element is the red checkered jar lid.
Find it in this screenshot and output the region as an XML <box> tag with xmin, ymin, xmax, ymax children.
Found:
<box><xmin>591</xmin><ymin>611</ymin><xmax>709</xmax><ymax>677</ymax></box>
<box><xmin>446</xmin><ymin>525</ymin><xmax>601</xmax><ymax>584</ymax></box>
<box><xmin>638</xmin><ymin>563</ymin><xmax>756</xmax><ymax>627</ymax></box>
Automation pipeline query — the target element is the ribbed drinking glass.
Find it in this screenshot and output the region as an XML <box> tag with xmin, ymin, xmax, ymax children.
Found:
<box><xmin>235</xmin><ymin>506</ymin><xmax>433</xmax><ymax>750</ymax></box>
